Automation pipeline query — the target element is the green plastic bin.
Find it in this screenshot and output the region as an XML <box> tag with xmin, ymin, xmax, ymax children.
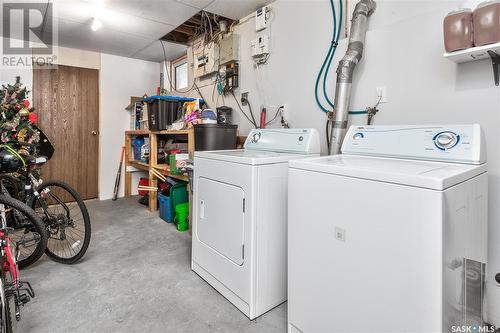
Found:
<box><xmin>170</xmin><ymin>183</ymin><xmax>188</xmax><ymax>222</ymax></box>
<box><xmin>175</xmin><ymin>203</ymin><xmax>189</xmax><ymax>232</ymax></box>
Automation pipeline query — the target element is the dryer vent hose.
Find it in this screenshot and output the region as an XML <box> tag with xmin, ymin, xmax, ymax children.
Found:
<box><xmin>329</xmin><ymin>0</ymin><xmax>376</xmax><ymax>155</ymax></box>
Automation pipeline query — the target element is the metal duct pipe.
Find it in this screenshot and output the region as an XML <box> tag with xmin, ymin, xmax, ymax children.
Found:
<box><xmin>329</xmin><ymin>0</ymin><xmax>376</xmax><ymax>155</ymax></box>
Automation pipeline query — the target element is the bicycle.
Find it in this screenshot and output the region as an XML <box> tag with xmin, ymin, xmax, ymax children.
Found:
<box><xmin>0</xmin><ymin>146</ymin><xmax>49</xmax><ymax>269</ymax></box>
<box><xmin>0</xmin><ymin>143</ymin><xmax>91</xmax><ymax>267</ymax></box>
<box><xmin>0</xmin><ymin>194</ymin><xmax>44</xmax><ymax>332</ymax></box>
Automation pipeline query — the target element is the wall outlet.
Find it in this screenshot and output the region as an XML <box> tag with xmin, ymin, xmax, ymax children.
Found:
<box><xmin>334</xmin><ymin>227</ymin><xmax>346</xmax><ymax>242</ymax></box>
<box><xmin>241</xmin><ymin>92</ymin><xmax>249</xmax><ymax>105</ymax></box>
<box><xmin>376</xmin><ymin>86</ymin><xmax>388</xmax><ymax>103</ymax></box>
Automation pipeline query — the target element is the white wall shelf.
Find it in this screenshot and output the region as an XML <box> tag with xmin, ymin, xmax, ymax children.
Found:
<box><xmin>444</xmin><ymin>42</ymin><xmax>500</xmax><ymax>86</ymax></box>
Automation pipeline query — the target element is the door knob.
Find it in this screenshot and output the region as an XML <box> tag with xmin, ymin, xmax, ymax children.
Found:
<box><xmin>91</xmin><ymin>131</ymin><xmax>98</xmax><ymax>136</ymax></box>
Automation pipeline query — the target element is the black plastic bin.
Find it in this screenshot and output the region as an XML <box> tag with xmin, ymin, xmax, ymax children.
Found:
<box><xmin>194</xmin><ymin>124</ymin><xmax>238</xmax><ymax>151</ymax></box>
<box><xmin>147</xmin><ymin>99</ymin><xmax>182</xmax><ymax>130</ymax></box>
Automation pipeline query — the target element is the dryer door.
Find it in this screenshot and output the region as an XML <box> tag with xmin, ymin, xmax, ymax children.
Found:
<box><xmin>197</xmin><ymin>177</ymin><xmax>245</xmax><ymax>265</ymax></box>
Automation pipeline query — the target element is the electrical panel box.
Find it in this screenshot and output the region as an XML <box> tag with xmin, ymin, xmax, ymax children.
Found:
<box><xmin>255</xmin><ymin>6</ymin><xmax>268</xmax><ymax>31</ymax></box>
<box><xmin>251</xmin><ymin>34</ymin><xmax>270</xmax><ymax>58</ymax></box>
<box><xmin>193</xmin><ymin>42</ymin><xmax>219</xmax><ymax>78</ymax></box>
<box><xmin>219</xmin><ymin>34</ymin><xmax>240</xmax><ymax>65</ymax></box>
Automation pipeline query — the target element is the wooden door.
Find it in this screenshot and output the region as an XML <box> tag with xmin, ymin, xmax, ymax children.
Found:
<box><xmin>33</xmin><ymin>65</ymin><xmax>99</xmax><ymax>200</ymax></box>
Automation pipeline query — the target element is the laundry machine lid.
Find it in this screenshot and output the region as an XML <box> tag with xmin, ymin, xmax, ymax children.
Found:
<box><xmin>195</xmin><ymin>149</ymin><xmax>317</xmax><ymax>165</ymax></box>
<box><xmin>289</xmin><ymin>155</ymin><xmax>487</xmax><ymax>190</ymax></box>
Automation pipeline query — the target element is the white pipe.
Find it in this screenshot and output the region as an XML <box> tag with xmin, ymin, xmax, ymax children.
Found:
<box><xmin>329</xmin><ymin>0</ymin><xmax>376</xmax><ymax>155</ymax></box>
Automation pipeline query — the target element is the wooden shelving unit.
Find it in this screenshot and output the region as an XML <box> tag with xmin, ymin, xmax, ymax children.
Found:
<box><xmin>124</xmin><ymin>130</ymin><xmax>150</xmax><ymax>198</ymax></box>
<box><xmin>149</xmin><ymin>129</ymin><xmax>195</xmax><ymax>211</ymax></box>
<box><xmin>124</xmin><ymin>129</ymin><xmax>194</xmax><ymax>213</ymax></box>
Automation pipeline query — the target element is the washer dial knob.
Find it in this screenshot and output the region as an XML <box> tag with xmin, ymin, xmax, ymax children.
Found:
<box><xmin>353</xmin><ymin>133</ymin><xmax>364</xmax><ymax>140</ymax></box>
<box><xmin>252</xmin><ymin>132</ymin><xmax>262</xmax><ymax>143</ymax></box>
<box><xmin>434</xmin><ymin>131</ymin><xmax>459</xmax><ymax>150</ymax></box>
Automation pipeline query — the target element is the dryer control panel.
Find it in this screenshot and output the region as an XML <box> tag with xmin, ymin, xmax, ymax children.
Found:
<box><xmin>244</xmin><ymin>128</ymin><xmax>320</xmax><ymax>154</ymax></box>
<box><xmin>342</xmin><ymin>125</ymin><xmax>485</xmax><ymax>165</ymax></box>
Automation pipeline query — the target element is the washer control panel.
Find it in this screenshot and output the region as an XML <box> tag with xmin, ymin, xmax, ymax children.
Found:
<box><xmin>342</xmin><ymin>125</ymin><xmax>485</xmax><ymax>165</ymax></box>
<box><xmin>244</xmin><ymin>128</ymin><xmax>320</xmax><ymax>154</ymax></box>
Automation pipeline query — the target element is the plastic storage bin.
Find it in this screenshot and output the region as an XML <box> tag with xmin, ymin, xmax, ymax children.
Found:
<box><xmin>473</xmin><ymin>0</ymin><xmax>500</xmax><ymax>46</ymax></box>
<box><xmin>174</xmin><ymin>203</ymin><xmax>189</xmax><ymax>231</ymax></box>
<box><xmin>145</xmin><ymin>96</ymin><xmax>201</xmax><ymax>131</ymax></box>
<box><xmin>170</xmin><ymin>183</ymin><xmax>188</xmax><ymax>221</ymax></box>
<box><xmin>147</xmin><ymin>99</ymin><xmax>181</xmax><ymax>130</ymax></box>
<box><xmin>194</xmin><ymin>124</ymin><xmax>238</xmax><ymax>151</ymax></box>
<box><xmin>443</xmin><ymin>9</ymin><xmax>474</xmax><ymax>52</ymax></box>
<box><xmin>158</xmin><ymin>193</ymin><xmax>173</xmax><ymax>223</ymax></box>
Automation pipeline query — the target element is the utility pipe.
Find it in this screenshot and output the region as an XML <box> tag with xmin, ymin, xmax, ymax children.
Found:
<box><xmin>329</xmin><ymin>0</ymin><xmax>376</xmax><ymax>155</ymax></box>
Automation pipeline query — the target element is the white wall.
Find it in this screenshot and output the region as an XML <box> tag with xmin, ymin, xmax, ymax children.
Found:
<box><xmin>179</xmin><ymin>0</ymin><xmax>500</xmax><ymax>324</ymax></box>
<box><xmin>99</xmin><ymin>53</ymin><xmax>159</xmax><ymax>200</ymax></box>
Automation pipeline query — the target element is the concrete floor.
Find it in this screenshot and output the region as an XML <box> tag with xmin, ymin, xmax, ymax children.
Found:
<box><xmin>17</xmin><ymin>196</ymin><xmax>286</xmax><ymax>332</ymax></box>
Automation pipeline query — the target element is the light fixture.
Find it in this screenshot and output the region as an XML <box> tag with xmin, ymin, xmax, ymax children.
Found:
<box><xmin>90</xmin><ymin>17</ymin><xmax>102</xmax><ymax>31</ymax></box>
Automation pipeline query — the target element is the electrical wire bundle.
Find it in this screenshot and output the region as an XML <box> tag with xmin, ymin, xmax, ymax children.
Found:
<box><xmin>159</xmin><ymin>11</ymin><xmax>225</xmax><ymax>106</ymax></box>
<box><xmin>230</xmin><ymin>91</ymin><xmax>258</xmax><ymax>129</ymax></box>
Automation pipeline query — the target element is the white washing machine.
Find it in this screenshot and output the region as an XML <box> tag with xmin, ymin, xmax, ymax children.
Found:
<box><xmin>192</xmin><ymin>128</ymin><xmax>320</xmax><ymax>320</ymax></box>
<box><xmin>288</xmin><ymin>125</ymin><xmax>488</xmax><ymax>333</ymax></box>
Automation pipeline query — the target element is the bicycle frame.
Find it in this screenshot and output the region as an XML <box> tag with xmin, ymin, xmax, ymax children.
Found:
<box><xmin>0</xmin><ymin>205</ymin><xmax>17</xmax><ymax>287</ymax></box>
<box><xmin>13</xmin><ymin>170</ymin><xmax>72</xmax><ymax>223</ymax></box>
<box><xmin>0</xmin><ymin>201</ymin><xmax>34</xmax><ymax>322</ymax></box>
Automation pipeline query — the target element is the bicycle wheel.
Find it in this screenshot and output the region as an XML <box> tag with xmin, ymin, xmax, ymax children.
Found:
<box><xmin>0</xmin><ymin>176</ymin><xmax>22</xmax><ymax>203</ymax></box>
<box><xmin>0</xmin><ymin>196</ymin><xmax>48</xmax><ymax>269</ymax></box>
<box><xmin>34</xmin><ymin>181</ymin><xmax>91</xmax><ymax>264</ymax></box>
<box><xmin>0</xmin><ymin>258</ymin><xmax>12</xmax><ymax>333</ymax></box>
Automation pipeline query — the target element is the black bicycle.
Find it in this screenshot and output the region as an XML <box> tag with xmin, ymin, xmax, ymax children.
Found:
<box><xmin>0</xmin><ymin>144</ymin><xmax>91</xmax><ymax>267</ymax></box>
<box><xmin>0</xmin><ymin>146</ymin><xmax>49</xmax><ymax>269</ymax></box>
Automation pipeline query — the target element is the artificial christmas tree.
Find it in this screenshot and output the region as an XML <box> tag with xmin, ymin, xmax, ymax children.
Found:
<box><xmin>0</xmin><ymin>77</ymin><xmax>40</xmax><ymax>156</ymax></box>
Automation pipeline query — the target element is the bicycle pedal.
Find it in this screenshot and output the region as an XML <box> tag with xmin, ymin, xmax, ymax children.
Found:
<box><xmin>18</xmin><ymin>293</ymin><xmax>30</xmax><ymax>305</ymax></box>
<box><xmin>18</xmin><ymin>280</ymin><xmax>35</xmax><ymax>298</ymax></box>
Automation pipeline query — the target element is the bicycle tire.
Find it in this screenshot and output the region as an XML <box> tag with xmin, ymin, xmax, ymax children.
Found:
<box><xmin>35</xmin><ymin>181</ymin><xmax>91</xmax><ymax>264</ymax></box>
<box><xmin>0</xmin><ymin>258</ymin><xmax>12</xmax><ymax>333</ymax></box>
<box><xmin>0</xmin><ymin>176</ymin><xmax>22</xmax><ymax>203</ymax></box>
<box><xmin>0</xmin><ymin>195</ymin><xmax>48</xmax><ymax>269</ymax></box>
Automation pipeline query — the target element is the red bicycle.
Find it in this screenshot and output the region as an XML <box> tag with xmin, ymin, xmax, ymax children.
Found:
<box><xmin>0</xmin><ymin>195</ymin><xmax>40</xmax><ymax>332</ymax></box>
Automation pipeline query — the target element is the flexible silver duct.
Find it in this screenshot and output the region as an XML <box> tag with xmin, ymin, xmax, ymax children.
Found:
<box><xmin>329</xmin><ymin>0</ymin><xmax>376</xmax><ymax>155</ymax></box>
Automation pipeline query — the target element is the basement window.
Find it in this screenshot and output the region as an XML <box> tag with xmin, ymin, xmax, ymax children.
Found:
<box><xmin>175</xmin><ymin>62</ymin><xmax>188</xmax><ymax>90</ymax></box>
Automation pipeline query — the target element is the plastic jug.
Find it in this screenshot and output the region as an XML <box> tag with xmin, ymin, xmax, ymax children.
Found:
<box><xmin>443</xmin><ymin>9</ymin><xmax>474</xmax><ymax>52</ymax></box>
<box><xmin>474</xmin><ymin>0</ymin><xmax>500</xmax><ymax>46</ymax></box>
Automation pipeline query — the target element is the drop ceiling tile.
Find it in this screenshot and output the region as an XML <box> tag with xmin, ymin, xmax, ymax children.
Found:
<box><xmin>51</xmin><ymin>0</ymin><xmax>94</xmax><ymax>24</ymax></box>
<box><xmin>104</xmin><ymin>0</ymin><xmax>199</xmax><ymax>27</ymax></box>
<box><xmin>49</xmin><ymin>1</ymin><xmax>174</xmax><ymax>40</ymax></box>
<box><xmin>205</xmin><ymin>0</ymin><xmax>270</xmax><ymax>20</ymax></box>
<box><xmin>132</xmin><ymin>40</ymin><xmax>187</xmax><ymax>62</ymax></box>
<box><xmin>54</xmin><ymin>23</ymin><xmax>155</xmax><ymax>58</ymax></box>
<box><xmin>100</xmin><ymin>10</ymin><xmax>174</xmax><ymax>39</ymax></box>
<box><xmin>174</xmin><ymin>0</ymin><xmax>215</xmax><ymax>9</ymax></box>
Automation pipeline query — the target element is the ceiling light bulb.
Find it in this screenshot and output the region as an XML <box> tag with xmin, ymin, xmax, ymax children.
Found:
<box><xmin>90</xmin><ymin>18</ymin><xmax>102</xmax><ymax>31</ymax></box>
